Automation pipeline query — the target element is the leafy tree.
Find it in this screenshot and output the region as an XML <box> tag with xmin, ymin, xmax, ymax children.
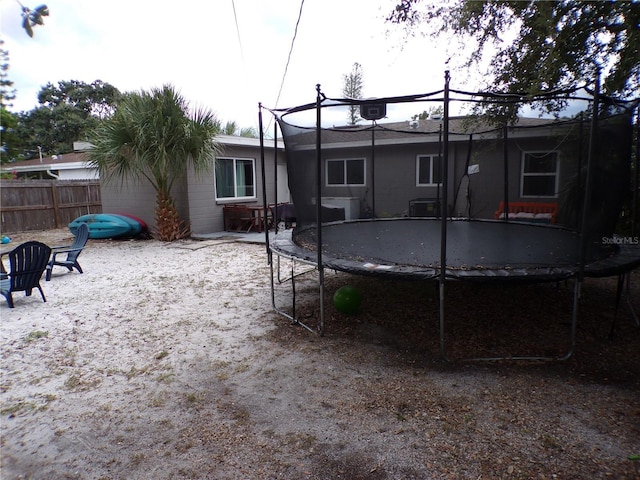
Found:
<box><xmin>0</xmin><ymin>41</ymin><xmax>16</xmax><ymax>108</ymax></box>
<box><xmin>0</xmin><ymin>108</ymin><xmax>20</xmax><ymax>163</ymax></box>
<box><xmin>15</xmin><ymin>104</ymin><xmax>93</xmax><ymax>158</ymax></box>
<box><xmin>38</xmin><ymin>80</ymin><xmax>122</xmax><ymax>118</ymax></box>
<box><xmin>88</xmin><ymin>85</ymin><xmax>222</xmax><ymax>241</ymax></box>
<box><xmin>342</xmin><ymin>62</ymin><xmax>364</xmax><ymax>125</ymax></box>
<box><xmin>18</xmin><ymin>2</ymin><xmax>49</xmax><ymax>37</ymax></box>
<box><xmin>0</xmin><ymin>44</ymin><xmax>21</xmax><ymax>162</ymax></box>
<box><xmin>388</xmin><ymin>1</ymin><xmax>640</xmax><ymax>107</ymax></box>
<box><xmin>14</xmin><ymin>80</ymin><xmax>121</xmax><ymax>159</ymax></box>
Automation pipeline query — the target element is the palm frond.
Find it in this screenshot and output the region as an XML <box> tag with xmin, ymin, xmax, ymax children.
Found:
<box><xmin>88</xmin><ymin>84</ymin><xmax>221</xmax><ymax>241</ymax></box>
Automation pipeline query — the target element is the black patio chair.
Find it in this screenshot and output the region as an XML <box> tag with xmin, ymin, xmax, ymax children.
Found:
<box><xmin>45</xmin><ymin>223</ymin><xmax>89</xmax><ymax>281</ymax></box>
<box><xmin>1</xmin><ymin>241</ymin><xmax>52</xmax><ymax>308</ymax></box>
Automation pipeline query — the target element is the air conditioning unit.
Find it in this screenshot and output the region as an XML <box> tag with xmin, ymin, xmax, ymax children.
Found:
<box><xmin>321</xmin><ymin>197</ymin><xmax>360</xmax><ymax>220</ymax></box>
<box><xmin>408</xmin><ymin>120</ymin><xmax>419</xmax><ymax>129</ymax></box>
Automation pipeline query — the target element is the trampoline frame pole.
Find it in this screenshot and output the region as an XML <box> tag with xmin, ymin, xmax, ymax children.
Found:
<box><xmin>565</xmin><ymin>72</ymin><xmax>601</xmax><ymax>360</ymax></box>
<box><xmin>439</xmin><ymin>70</ymin><xmax>451</xmax><ymax>359</ymax></box>
<box><xmin>502</xmin><ymin>125</ymin><xmax>509</xmax><ymax>222</ymax></box>
<box><xmin>264</xmin><ymin>108</ymin><xmax>317</xmax><ymax>333</ymax></box>
<box><xmin>273</xmin><ymin>120</ymin><xmax>279</xmax><ymax>234</ymax></box>
<box><xmin>634</xmin><ymin>106</ymin><xmax>639</xmax><ymax>241</ymax></box>
<box><xmin>371</xmin><ymin>122</ymin><xmax>376</xmax><ymax>218</ymax></box>
<box><xmin>258</xmin><ymin>104</ymin><xmax>271</xmax><ymax>254</ymax></box>
<box><xmin>316</xmin><ymin>84</ymin><xmax>325</xmax><ymax>336</ymax></box>
<box><xmin>260</xmin><ymin>104</ymin><xmax>276</xmax><ymax>313</ymax></box>
<box><xmin>612</xmin><ymin>105</ymin><xmax>640</xmax><ymax>335</ymax></box>
<box><xmin>578</xmin><ymin>73</ymin><xmax>599</xmax><ymax>276</ymax></box>
<box><xmin>436</xmin><ymin>124</ymin><xmax>442</xmax><ymax>217</ymax></box>
<box><xmin>631</xmin><ymin>106</ymin><xmax>640</xmax><ymax>326</ymax></box>
<box><xmin>576</xmin><ymin>112</ymin><xmax>585</xmax><ymax>228</ymax></box>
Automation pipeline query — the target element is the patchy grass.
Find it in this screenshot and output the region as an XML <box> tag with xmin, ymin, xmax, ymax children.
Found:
<box><xmin>24</xmin><ymin>330</ymin><xmax>48</xmax><ymax>343</ymax></box>
<box><xmin>184</xmin><ymin>391</ymin><xmax>206</xmax><ymax>406</ymax></box>
<box><xmin>155</xmin><ymin>372</ymin><xmax>175</xmax><ymax>384</ymax></box>
<box><xmin>155</xmin><ymin>350</ymin><xmax>169</xmax><ymax>360</ymax></box>
<box><xmin>1</xmin><ymin>393</ymin><xmax>56</xmax><ymax>416</ymax></box>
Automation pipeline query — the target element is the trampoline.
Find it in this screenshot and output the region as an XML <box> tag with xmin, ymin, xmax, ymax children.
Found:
<box><xmin>271</xmin><ymin>218</ymin><xmax>640</xmax><ymax>282</ymax></box>
<box><xmin>259</xmin><ymin>71</ymin><xmax>640</xmax><ymax>360</ymax></box>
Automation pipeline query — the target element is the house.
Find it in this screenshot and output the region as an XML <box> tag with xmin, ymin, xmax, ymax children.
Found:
<box><xmin>58</xmin><ymin>111</ymin><xmax>630</xmax><ymax>237</ymax></box>
<box><xmin>1</xmin><ymin>142</ymin><xmax>98</xmax><ymax>180</ymax></box>
<box><xmin>99</xmin><ymin>134</ymin><xmax>289</xmax><ymax>235</ymax></box>
<box><xmin>278</xmin><ymin>112</ymin><xmax>631</xmax><ymax>232</ymax></box>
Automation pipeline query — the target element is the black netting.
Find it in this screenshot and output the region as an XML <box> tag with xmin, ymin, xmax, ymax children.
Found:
<box><xmin>267</xmin><ymin>88</ymin><xmax>638</xmax><ymax>278</ymax></box>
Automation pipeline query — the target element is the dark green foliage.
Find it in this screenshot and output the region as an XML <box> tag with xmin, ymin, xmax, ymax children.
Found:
<box><xmin>0</xmin><ymin>41</ymin><xmax>15</xmax><ymax>108</ymax></box>
<box><xmin>37</xmin><ymin>80</ymin><xmax>122</xmax><ymax>119</ymax></box>
<box><xmin>15</xmin><ymin>105</ymin><xmax>97</xmax><ymax>158</ymax></box>
<box><xmin>388</xmin><ymin>1</ymin><xmax>639</xmax><ymax>103</ymax></box>
<box><xmin>1</xmin><ymin>108</ymin><xmax>21</xmax><ymax>164</ymax></box>
<box><xmin>21</xmin><ymin>4</ymin><xmax>49</xmax><ymax>38</ymax></box>
<box><xmin>12</xmin><ymin>80</ymin><xmax>121</xmax><ymax>160</ymax></box>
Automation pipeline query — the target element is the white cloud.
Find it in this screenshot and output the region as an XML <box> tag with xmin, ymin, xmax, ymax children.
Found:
<box><xmin>1</xmin><ymin>0</ymin><xmax>477</xmax><ymax>130</ymax></box>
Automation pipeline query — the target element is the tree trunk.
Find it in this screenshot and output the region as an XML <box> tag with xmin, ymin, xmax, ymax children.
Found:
<box><xmin>155</xmin><ymin>191</ymin><xmax>190</xmax><ymax>241</ymax></box>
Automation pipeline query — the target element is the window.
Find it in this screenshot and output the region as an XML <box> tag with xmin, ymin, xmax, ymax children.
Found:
<box><xmin>215</xmin><ymin>157</ymin><xmax>256</xmax><ymax>200</ymax></box>
<box><xmin>521</xmin><ymin>152</ymin><xmax>558</xmax><ymax>197</ymax></box>
<box><xmin>416</xmin><ymin>155</ymin><xmax>441</xmax><ymax>186</ymax></box>
<box><xmin>326</xmin><ymin>158</ymin><xmax>365</xmax><ymax>186</ymax></box>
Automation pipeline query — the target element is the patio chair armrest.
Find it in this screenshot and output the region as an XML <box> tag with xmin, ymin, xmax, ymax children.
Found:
<box><xmin>50</xmin><ymin>244</ymin><xmax>73</xmax><ymax>250</ymax></box>
<box><xmin>51</xmin><ymin>246</ymin><xmax>82</xmax><ymax>254</ymax></box>
<box><xmin>49</xmin><ymin>249</ymin><xmax>68</xmax><ymax>263</ymax></box>
<box><xmin>50</xmin><ymin>249</ymin><xmax>62</xmax><ymax>259</ymax></box>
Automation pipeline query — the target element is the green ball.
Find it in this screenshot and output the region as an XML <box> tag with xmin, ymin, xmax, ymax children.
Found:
<box><xmin>333</xmin><ymin>285</ymin><xmax>362</xmax><ymax>314</ymax></box>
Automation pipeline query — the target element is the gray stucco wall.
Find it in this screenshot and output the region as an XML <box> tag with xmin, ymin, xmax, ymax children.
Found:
<box><xmin>462</xmin><ymin>137</ymin><xmax>567</xmax><ymax>221</ymax></box>
<box><xmin>100</xmin><ymin>175</ymin><xmax>189</xmax><ymax>234</ymax></box>
<box><xmin>187</xmin><ymin>144</ymin><xmax>285</xmax><ymax>235</ymax></box>
<box><xmin>312</xmin><ymin>135</ymin><xmax>564</xmax><ymax>222</ymax></box>
<box><xmin>100</xmin><ymin>131</ymin><xmax>567</xmax><ymax>237</ymax></box>
<box><xmin>100</xmin><ymin>142</ymin><xmax>284</xmax><ymax>237</ymax></box>
<box><xmin>318</xmin><ymin>142</ymin><xmax>450</xmax><ymax>218</ymax></box>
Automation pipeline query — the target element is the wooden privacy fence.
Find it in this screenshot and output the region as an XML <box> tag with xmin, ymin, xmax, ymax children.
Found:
<box><xmin>0</xmin><ymin>180</ymin><xmax>102</xmax><ymax>233</ymax></box>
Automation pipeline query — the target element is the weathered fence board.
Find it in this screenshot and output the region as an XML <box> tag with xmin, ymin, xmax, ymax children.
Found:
<box><xmin>0</xmin><ymin>180</ymin><xmax>102</xmax><ymax>233</ymax></box>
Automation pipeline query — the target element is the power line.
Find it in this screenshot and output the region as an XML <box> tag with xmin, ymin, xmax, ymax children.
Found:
<box><xmin>231</xmin><ymin>0</ymin><xmax>245</xmax><ymax>65</ymax></box>
<box><xmin>273</xmin><ymin>0</ymin><xmax>305</xmax><ymax>110</ymax></box>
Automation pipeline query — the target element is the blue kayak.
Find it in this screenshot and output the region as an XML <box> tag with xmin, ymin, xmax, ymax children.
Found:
<box><xmin>69</xmin><ymin>214</ymin><xmax>143</xmax><ymax>239</ymax></box>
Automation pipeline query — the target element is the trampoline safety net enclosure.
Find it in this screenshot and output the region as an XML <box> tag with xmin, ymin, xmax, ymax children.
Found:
<box><xmin>266</xmin><ymin>77</ymin><xmax>639</xmax><ymax>282</ymax></box>
<box><xmin>261</xmin><ymin>72</ymin><xmax>639</xmax><ymax>358</ymax></box>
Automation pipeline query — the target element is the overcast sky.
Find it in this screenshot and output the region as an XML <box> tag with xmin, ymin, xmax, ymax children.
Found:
<box><xmin>1</xmin><ymin>0</ymin><xmax>481</xmax><ymax>130</ymax></box>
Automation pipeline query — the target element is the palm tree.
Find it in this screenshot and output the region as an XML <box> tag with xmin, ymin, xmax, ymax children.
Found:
<box><xmin>221</xmin><ymin>120</ymin><xmax>258</xmax><ymax>138</ymax></box>
<box><xmin>89</xmin><ymin>84</ymin><xmax>221</xmax><ymax>241</ymax></box>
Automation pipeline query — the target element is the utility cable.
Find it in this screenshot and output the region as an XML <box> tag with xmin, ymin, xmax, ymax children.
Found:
<box><xmin>264</xmin><ymin>0</ymin><xmax>305</xmax><ymax>134</ymax></box>
<box><xmin>273</xmin><ymin>0</ymin><xmax>305</xmax><ymax>112</ymax></box>
<box><xmin>231</xmin><ymin>0</ymin><xmax>245</xmax><ymax>65</ymax></box>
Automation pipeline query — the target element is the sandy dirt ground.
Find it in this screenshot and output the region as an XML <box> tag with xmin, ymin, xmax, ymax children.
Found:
<box><xmin>1</xmin><ymin>228</ymin><xmax>639</xmax><ymax>480</ymax></box>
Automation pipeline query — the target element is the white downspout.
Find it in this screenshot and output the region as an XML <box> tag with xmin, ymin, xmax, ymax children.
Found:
<box><xmin>39</xmin><ymin>147</ymin><xmax>60</xmax><ymax>179</ymax></box>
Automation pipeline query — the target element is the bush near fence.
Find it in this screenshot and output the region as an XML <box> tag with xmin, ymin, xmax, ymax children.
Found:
<box><xmin>0</xmin><ymin>180</ymin><xmax>102</xmax><ymax>233</ymax></box>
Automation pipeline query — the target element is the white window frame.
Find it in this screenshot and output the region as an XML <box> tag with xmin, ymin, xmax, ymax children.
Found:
<box><xmin>325</xmin><ymin>157</ymin><xmax>366</xmax><ymax>187</ymax></box>
<box><xmin>416</xmin><ymin>154</ymin><xmax>442</xmax><ymax>186</ymax></box>
<box><xmin>214</xmin><ymin>157</ymin><xmax>257</xmax><ymax>201</ymax></box>
<box><xmin>520</xmin><ymin>151</ymin><xmax>559</xmax><ymax>198</ymax></box>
